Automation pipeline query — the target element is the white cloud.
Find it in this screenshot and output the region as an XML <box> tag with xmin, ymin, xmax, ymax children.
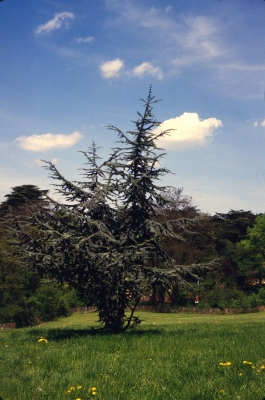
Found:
<box><xmin>105</xmin><ymin>2</ymin><xmax>223</xmax><ymax>64</ymax></box>
<box><xmin>172</xmin><ymin>16</ymin><xmax>223</xmax><ymax>68</ymax></box>
<box><xmin>104</xmin><ymin>1</ymin><xmax>177</xmax><ymax>43</ymax></box>
<box><xmin>100</xmin><ymin>58</ymin><xmax>124</xmax><ymax>78</ymax></box>
<box><xmin>75</xmin><ymin>36</ymin><xmax>94</xmax><ymax>43</ymax></box>
<box><xmin>153</xmin><ymin>113</ymin><xmax>222</xmax><ymax>149</ymax></box>
<box><xmin>261</xmin><ymin>120</ymin><xmax>265</xmax><ymax>127</ymax></box>
<box><xmin>184</xmin><ymin>16</ymin><xmax>221</xmax><ymax>57</ymax></box>
<box><xmin>254</xmin><ymin>120</ymin><xmax>259</xmax><ymax>127</ymax></box>
<box><xmin>35</xmin><ymin>12</ymin><xmax>74</xmax><ymax>35</ymax></box>
<box><xmin>15</xmin><ymin>132</ymin><xmax>82</xmax><ymax>152</ymax></box>
<box><xmin>133</xmin><ymin>62</ymin><xmax>163</xmax><ymax>79</ymax></box>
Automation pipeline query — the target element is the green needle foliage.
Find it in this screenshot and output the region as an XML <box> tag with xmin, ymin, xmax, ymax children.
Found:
<box><xmin>5</xmin><ymin>88</ymin><xmax>213</xmax><ymax>333</ymax></box>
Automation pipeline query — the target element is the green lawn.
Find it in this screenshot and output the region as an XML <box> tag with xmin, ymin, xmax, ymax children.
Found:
<box><xmin>1</xmin><ymin>311</ymin><xmax>265</xmax><ymax>399</ymax></box>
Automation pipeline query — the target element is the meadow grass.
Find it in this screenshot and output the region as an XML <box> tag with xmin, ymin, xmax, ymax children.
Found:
<box><xmin>1</xmin><ymin>311</ymin><xmax>265</xmax><ymax>399</ymax></box>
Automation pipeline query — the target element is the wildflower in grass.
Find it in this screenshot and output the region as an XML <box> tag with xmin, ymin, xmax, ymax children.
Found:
<box><xmin>243</xmin><ymin>360</ymin><xmax>252</xmax><ymax>365</ymax></box>
<box><xmin>261</xmin><ymin>365</ymin><xmax>265</xmax><ymax>369</ymax></box>
<box><xmin>5</xmin><ymin>344</ymin><xmax>8</xmax><ymax>348</ymax></box>
<box><xmin>66</xmin><ymin>386</ymin><xmax>75</xmax><ymax>394</ymax></box>
<box><xmin>220</xmin><ymin>389</ymin><xmax>225</xmax><ymax>394</ymax></box>
<box><xmin>257</xmin><ymin>370</ymin><xmax>261</xmax><ymax>373</ymax></box>
<box><xmin>219</xmin><ymin>362</ymin><xmax>232</xmax><ymax>366</ymax></box>
<box><xmin>76</xmin><ymin>398</ymin><xmax>81</xmax><ymax>400</ymax></box>
<box><xmin>91</xmin><ymin>386</ymin><xmax>97</xmax><ymax>396</ymax></box>
<box><xmin>38</xmin><ymin>337</ymin><xmax>48</xmax><ymax>343</ymax></box>
<box><xmin>77</xmin><ymin>386</ymin><xmax>82</xmax><ymax>389</ymax></box>
<box><xmin>238</xmin><ymin>372</ymin><xmax>242</xmax><ymax>376</ymax></box>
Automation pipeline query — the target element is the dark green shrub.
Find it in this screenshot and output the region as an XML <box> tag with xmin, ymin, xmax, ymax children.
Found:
<box><xmin>201</xmin><ymin>286</ymin><xmax>248</xmax><ymax>309</ymax></box>
<box><xmin>62</xmin><ymin>287</ymin><xmax>86</xmax><ymax>308</ymax></box>
<box><xmin>249</xmin><ymin>293</ymin><xmax>262</xmax><ymax>308</ymax></box>
<box><xmin>31</xmin><ymin>284</ymin><xmax>70</xmax><ymax>321</ymax></box>
<box><xmin>0</xmin><ymin>304</ymin><xmax>28</xmax><ymax>327</ymax></box>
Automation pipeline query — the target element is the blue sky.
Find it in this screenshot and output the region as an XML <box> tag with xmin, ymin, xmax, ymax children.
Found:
<box><xmin>1</xmin><ymin>0</ymin><xmax>265</xmax><ymax>215</ymax></box>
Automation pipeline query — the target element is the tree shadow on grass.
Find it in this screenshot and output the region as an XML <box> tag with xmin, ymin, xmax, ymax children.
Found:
<box><xmin>26</xmin><ymin>326</ymin><xmax>163</xmax><ymax>341</ymax></box>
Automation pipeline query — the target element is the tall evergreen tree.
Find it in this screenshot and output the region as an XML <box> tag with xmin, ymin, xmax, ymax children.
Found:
<box><xmin>4</xmin><ymin>88</ymin><xmax>213</xmax><ymax>333</ymax></box>
<box><xmin>0</xmin><ymin>184</ymin><xmax>48</xmax><ymax>212</ymax></box>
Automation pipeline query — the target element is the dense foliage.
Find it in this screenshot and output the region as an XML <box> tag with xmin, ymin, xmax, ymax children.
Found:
<box><xmin>0</xmin><ymin>185</ymin><xmax>82</xmax><ymax>326</ymax></box>
<box><xmin>171</xmin><ymin>209</ymin><xmax>264</xmax><ymax>309</ymax></box>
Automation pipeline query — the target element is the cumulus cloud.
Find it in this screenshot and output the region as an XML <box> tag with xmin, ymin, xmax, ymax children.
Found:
<box><xmin>153</xmin><ymin>112</ymin><xmax>222</xmax><ymax>149</ymax></box>
<box><xmin>133</xmin><ymin>62</ymin><xmax>163</xmax><ymax>79</ymax></box>
<box><xmin>100</xmin><ymin>58</ymin><xmax>124</xmax><ymax>78</ymax></box>
<box><xmin>15</xmin><ymin>132</ymin><xmax>82</xmax><ymax>152</ymax></box>
<box><xmin>35</xmin><ymin>12</ymin><xmax>74</xmax><ymax>35</ymax></box>
<box><xmin>261</xmin><ymin>120</ymin><xmax>265</xmax><ymax>127</ymax></box>
<box><xmin>75</xmin><ymin>36</ymin><xmax>94</xmax><ymax>43</ymax></box>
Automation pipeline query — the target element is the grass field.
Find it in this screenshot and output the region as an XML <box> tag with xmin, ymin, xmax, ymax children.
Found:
<box><xmin>1</xmin><ymin>311</ymin><xmax>265</xmax><ymax>399</ymax></box>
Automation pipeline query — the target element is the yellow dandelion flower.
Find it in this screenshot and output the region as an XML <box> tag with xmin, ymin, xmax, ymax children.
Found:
<box><xmin>243</xmin><ymin>360</ymin><xmax>252</xmax><ymax>365</ymax></box>
<box><xmin>76</xmin><ymin>398</ymin><xmax>82</xmax><ymax>400</ymax></box>
<box><xmin>92</xmin><ymin>392</ymin><xmax>97</xmax><ymax>396</ymax></box>
<box><xmin>5</xmin><ymin>344</ymin><xmax>8</xmax><ymax>348</ymax></box>
<box><xmin>252</xmin><ymin>366</ymin><xmax>256</xmax><ymax>369</ymax></box>
<box><xmin>238</xmin><ymin>372</ymin><xmax>243</xmax><ymax>376</ymax></box>
<box><xmin>38</xmin><ymin>337</ymin><xmax>48</xmax><ymax>343</ymax></box>
<box><xmin>220</xmin><ymin>389</ymin><xmax>225</xmax><ymax>393</ymax></box>
<box><xmin>219</xmin><ymin>362</ymin><xmax>231</xmax><ymax>366</ymax></box>
<box><xmin>91</xmin><ymin>387</ymin><xmax>97</xmax><ymax>391</ymax></box>
<box><xmin>261</xmin><ymin>365</ymin><xmax>265</xmax><ymax>369</ymax></box>
<box><xmin>257</xmin><ymin>370</ymin><xmax>261</xmax><ymax>373</ymax></box>
<box><xmin>77</xmin><ymin>386</ymin><xmax>82</xmax><ymax>389</ymax></box>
